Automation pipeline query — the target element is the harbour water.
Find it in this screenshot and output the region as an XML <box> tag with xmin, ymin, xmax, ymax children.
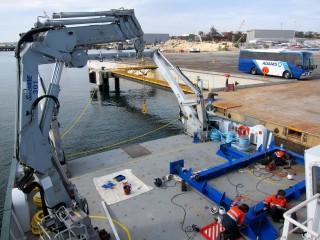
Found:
<box><xmin>0</xmin><ymin>51</ymin><xmax>184</xmax><ymax>227</ymax></box>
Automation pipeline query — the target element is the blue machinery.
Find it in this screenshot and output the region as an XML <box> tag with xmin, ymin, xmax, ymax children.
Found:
<box><xmin>170</xmin><ymin>143</ymin><xmax>305</xmax><ymax>240</ymax></box>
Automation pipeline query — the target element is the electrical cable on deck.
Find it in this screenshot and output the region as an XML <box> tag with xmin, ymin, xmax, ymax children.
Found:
<box><xmin>170</xmin><ymin>192</ymin><xmax>196</xmax><ymax>240</ymax></box>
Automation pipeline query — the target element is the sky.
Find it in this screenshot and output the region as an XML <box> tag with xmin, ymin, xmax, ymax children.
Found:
<box><xmin>0</xmin><ymin>0</ymin><xmax>319</xmax><ymax>42</ymax></box>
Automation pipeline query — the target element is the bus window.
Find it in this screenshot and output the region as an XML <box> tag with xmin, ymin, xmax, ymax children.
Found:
<box><xmin>286</xmin><ymin>54</ymin><xmax>298</xmax><ymax>64</ymax></box>
<box><xmin>303</xmin><ymin>53</ymin><xmax>315</xmax><ymax>70</ymax></box>
<box><xmin>295</xmin><ymin>54</ymin><xmax>302</xmax><ymax>68</ymax></box>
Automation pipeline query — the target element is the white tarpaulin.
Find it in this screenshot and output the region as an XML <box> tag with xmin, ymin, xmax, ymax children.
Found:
<box><xmin>93</xmin><ymin>169</ymin><xmax>153</xmax><ymax>205</ymax></box>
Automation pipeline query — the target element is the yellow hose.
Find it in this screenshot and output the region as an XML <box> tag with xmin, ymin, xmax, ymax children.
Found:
<box><xmin>31</xmin><ymin>210</ymin><xmax>45</xmax><ymax>235</ymax></box>
<box><xmin>89</xmin><ymin>215</ymin><xmax>132</xmax><ymax>240</ymax></box>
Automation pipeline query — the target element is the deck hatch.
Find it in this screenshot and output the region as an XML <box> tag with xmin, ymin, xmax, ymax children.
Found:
<box><xmin>122</xmin><ymin>144</ymin><xmax>152</xmax><ymax>158</ymax></box>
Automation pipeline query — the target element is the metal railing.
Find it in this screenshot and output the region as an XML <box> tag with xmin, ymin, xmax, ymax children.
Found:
<box><xmin>38</xmin><ymin>207</ymin><xmax>88</xmax><ymax>240</ymax></box>
<box><xmin>281</xmin><ymin>193</ymin><xmax>320</xmax><ymax>240</ymax></box>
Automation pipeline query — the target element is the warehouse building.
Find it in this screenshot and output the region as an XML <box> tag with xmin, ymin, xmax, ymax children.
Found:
<box><xmin>246</xmin><ymin>29</ymin><xmax>295</xmax><ymax>42</ymax></box>
<box><xmin>144</xmin><ymin>33</ymin><xmax>170</xmax><ymax>44</ymax></box>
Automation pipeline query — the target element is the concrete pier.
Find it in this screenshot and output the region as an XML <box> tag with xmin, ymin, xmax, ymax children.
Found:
<box><xmin>87</xmin><ymin>59</ymin><xmax>291</xmax><ymax>94</ymax></box>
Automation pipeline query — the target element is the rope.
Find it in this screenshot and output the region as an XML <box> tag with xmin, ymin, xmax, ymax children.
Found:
<box><xmin>61</xmin><ymin>88</ymin><xmax>96</xmax><ymax>139</ymax></box>
<box><xmin>66</xmin><ymin>118</ymin><xmax>180</xmax><ymax>158</ymax></box>
<box><xmin>221</xmin><ymin>132</ymin><xmax>236</xmax><ymax>143</ymax></box>
<box><xmin>209</xmin><ymin>128</ymin><xmax>221</xmax><ymax>141</ymax></box>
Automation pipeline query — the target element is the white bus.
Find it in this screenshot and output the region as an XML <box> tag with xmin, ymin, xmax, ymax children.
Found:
<box><xmin>238</xmin><ymin>49</ymin><xmax>317</xmax><ymax>79</ymax></box>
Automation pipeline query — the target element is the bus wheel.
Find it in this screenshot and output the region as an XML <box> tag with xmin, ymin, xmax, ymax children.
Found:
<box><xmin>250</xmin><ymin>67</ymin><xmax>257</xmax><ymax>75</ymax></box>
<box><xmin>283</xmin><ymin>71</ymin><xmax>291</xmax><ymax>79</ymax></box>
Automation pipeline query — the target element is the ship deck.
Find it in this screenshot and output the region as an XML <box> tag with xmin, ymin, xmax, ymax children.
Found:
<box><xmin>5</xmin><ymin>51</ymin><xmax>318</xmax><ymax>240</ymax></box>
<box><xmin>67</xmin><ymin>134</ymin><xmax>306</xmax><ymax>240</ymax></box>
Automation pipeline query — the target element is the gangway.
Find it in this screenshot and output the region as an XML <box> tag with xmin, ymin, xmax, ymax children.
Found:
<box><xmin>111</xmin><ymin>67</ymin><xmax>194</xmax><ymax>93</ymax></box>
<box><xmin>89</xmin><ymin>63</ymin><xmax>194</xmax><ymax>94</ymax></box>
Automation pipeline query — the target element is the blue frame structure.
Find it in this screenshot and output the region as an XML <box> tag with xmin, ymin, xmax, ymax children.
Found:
<box><xmin>170</xmin><ymin>143</ymin><xmax>305</xmax><ymax>240</ymax></box>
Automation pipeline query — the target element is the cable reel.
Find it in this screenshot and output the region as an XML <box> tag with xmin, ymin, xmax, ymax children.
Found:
<box><xmin>237</xmin><ymin>125</ymin><xmax>250</xmax><ymax>137</ymax></box>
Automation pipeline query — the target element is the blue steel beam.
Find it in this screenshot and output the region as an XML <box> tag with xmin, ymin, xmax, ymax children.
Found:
<box><xmin>170</xmin><ymin>160</ymin><xmax>280</xmax><ymax>239</ymax></box>
<box><xmin>169</xmin><ymin>145</ymin><xmax>306</xmax><ymax>240</ymax></box>
<box><xmin>201</xmin><ymin>143</ymin><xmax>275</xmax><ymax>180</ymax></box>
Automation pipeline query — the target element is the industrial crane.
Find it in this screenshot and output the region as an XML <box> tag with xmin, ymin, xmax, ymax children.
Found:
<box><xmin>14</xmin><ymin>9</ymin><xmax>146</xmax><ymax>239</ymax></box>
<box><xmin>237</xmin><ymin>19</ymin><xmax>245</xmax><ymax>33</ymax></box>
<box><xmin>235</xmin><ymin>19</ymin><xmax>245</xmax><ymax>44</ymax></box>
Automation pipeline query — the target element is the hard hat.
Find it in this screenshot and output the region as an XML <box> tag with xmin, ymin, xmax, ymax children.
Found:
<box><xmin>275</xmin><ymin>151</ymin><xmax>284</xmax><ymax>157</ymax></box>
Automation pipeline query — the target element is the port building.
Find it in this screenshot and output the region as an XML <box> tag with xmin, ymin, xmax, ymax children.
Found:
<box><xmin>246</xmin><ymin>29</ymin><xmax>295</xmax><ymax>42</ymax></box>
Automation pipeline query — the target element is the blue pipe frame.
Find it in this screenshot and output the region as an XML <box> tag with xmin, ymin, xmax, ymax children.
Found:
<box><xmin>169</xmin><ymin>143</ymin><xmax>305</xmax><ymax>240</ymax></box>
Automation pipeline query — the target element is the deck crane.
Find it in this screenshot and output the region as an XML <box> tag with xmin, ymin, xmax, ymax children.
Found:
<box><xmin>88</xmin><ymin>48</ymin><xmax>209</xmax><ymax>140</ymax></box>
<box><xmin>152</xmin><ymin>50</ymin><xmax>208</xmax><ymax>140</ymax></box>
<box><xmin>13</xmin><ymin>9</ymin><xmax>145</xmax><ymax>239</ymax></box>
<box><xmin>11</xmin><ymin>8</ymin><xmax>208</xmax><ymax>239</ymax></box>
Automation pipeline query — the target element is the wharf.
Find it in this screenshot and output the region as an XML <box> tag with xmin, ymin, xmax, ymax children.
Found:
<box><xmin>208</xmin><ymin>79</ymin><xmax>320</xmax><ymax>153</ymax></box>
<box><xmin>68</xmin><ymin>134</ymin><xmax>305</xmax><ymax>240</ymax></box>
